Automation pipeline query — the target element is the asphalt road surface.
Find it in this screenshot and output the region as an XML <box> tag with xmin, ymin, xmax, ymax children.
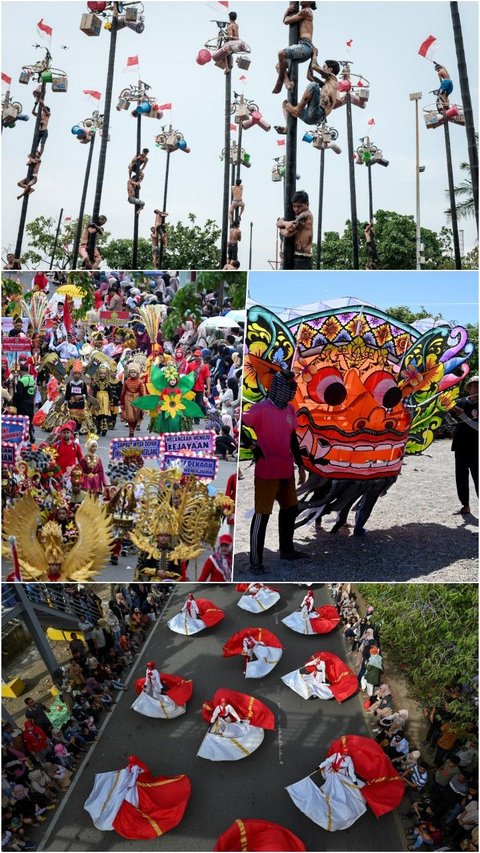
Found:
<box><xmin>40</xmin><ymin>584</ymin><xmax>404</xmax><ymax>852</ymax></box>
<box><xmin>234</xmin><ymin>439</ymin><xmax>478</xmax><ymax>582</ymax></box>
<box><xmin>3</xmin><ymin>421</ymin><xmax>237</xmax><ymax>582</ymax></box>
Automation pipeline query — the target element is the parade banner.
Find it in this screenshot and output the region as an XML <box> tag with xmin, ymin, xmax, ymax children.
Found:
<box><xmin>99</xmin><ymin>310</ymin><xmax>131</xmax><ymax>326</ymax></box>
<box><xmin>162</xmin><ymin>452</ymin><xmax>218</xmax><ymax>481</ymax></box>
<box><xmin>162</xmin><ymin>430</ymin><xmax>215</xmax><ymax>455</ymax></box>
<box><xmin>2</xmin><ymin>337</ymin><xmax>33</xmax><ymax>369</ymax></box>
<box><xmin>2</xmin><ymin>442</ymin><xmax>17</xmax><ymax>467</ymax></box>
<box><xmin>2</xmin><ymin>337</ymin><xmax>32</xmax><ymax>351</ymax></box>
<box><xmin>1</xmin><ymin>415</ymin><xmax>29</xmax><ymax>444</ymax></box>
<box><xmin>109</xmin><ymin>436</ymin><xmax>163</xmax><ymax>460</ymax></box>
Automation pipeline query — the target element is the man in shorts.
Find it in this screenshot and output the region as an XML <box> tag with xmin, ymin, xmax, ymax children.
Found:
<box><xmin>281</xmin><ymin>55</ymin><xmax>340</xmax><ymax>125</ymax></box>
<box><xmin>228</xmin><ymin>223</ymin><xmax>242</xmax><ymax>261</ymax></box>
<box><xmin>32</xmin><ymin>99</ymin><xmax>50</xmax><ymax>156</ymax></box>
<box><xmin>364</xmin><ymin>221</ymin><xmax>379</xmax><ymax>270</ymax></box>
<box><xmin>276</xmin><ymin>190</ymin><xmax>313</xmax><ymax>269</ymax></box>
<box><xmin>17</xmin><ymin>153</ymin><xmax>42</xmax><ymax>200</ymax></box>
<box><xmin>242</xmin><ymin>369</ymin><xmax>307</xmax><ymax>573</ymax></box>
<box><xmin>434</xmin><ymin>63</ymin><xmax>454</xmax><ymax>111</ymax></box>
<box><xmin>273</xmin><ymin>1</ymin><xmax>317</xmax><ymax>94</ymax></box>
<box><xmin>128</xmin><ymin>148</ymin><xmax>149</xmax><ymax>177</ymax></box>
<box><xmin>229</xmin><ymin>179</ymin><xmax>245</xmax><ymax>225</ymax></box>
<box><xmin>78</xmin><ymin>215</ymin><xmax>107</xmax><ymax>270</ymax></box>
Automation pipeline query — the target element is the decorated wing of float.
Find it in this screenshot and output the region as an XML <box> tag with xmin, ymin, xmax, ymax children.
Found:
<box><xmin>244</xmin><ymin>304</ymin><xmax>473</xmax><ymax>480</ymax></box>
<box><xmin>59</xmin><ymin>493</ymin><xmax>114</xmax><ymax>581</ymax></box>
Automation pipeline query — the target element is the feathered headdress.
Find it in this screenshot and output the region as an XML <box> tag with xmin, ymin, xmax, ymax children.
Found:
<box><xmin>133</xmin><ymin>305</ymin><xmax>163</xmax><ymax>343</ymax></box>
<box><xmin>20</xmin><ymin>292</ymin><xmax>49</xmax><ymax>335</ymax></box>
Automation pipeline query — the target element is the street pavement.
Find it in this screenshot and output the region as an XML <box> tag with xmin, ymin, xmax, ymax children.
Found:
<box><xmin>40</xmin><ymin>584</ymin><xmax>404</xmax><ymax>852</ymax></box>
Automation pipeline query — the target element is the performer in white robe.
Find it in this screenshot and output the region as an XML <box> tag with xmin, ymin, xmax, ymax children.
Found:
<box><xmin>131</xmin><ymin>662</ymin><xmax>186</xmax><ymax>719</ymax></box>
<box><xmin>286</xmin><ymin>750</ymin><xmax>366</xmax><ymax>831</ymax></box>
<box><xmin>237</xmin><ymin>583</ymin><xmax>280</xmax><ymax>613</ymax></box>
<box><xmin>282</xmin><ymin>657</ymin><xmax>334</xmax><ymax>700</ymax></box>
<box><xmin>242</xmin><ymin>635</ymin><xmax>283</xmax><ymax>679</ymax></box>
<box><xmin>85</xmin><ymin>762</ymin><xmax>142</xmax><ymax>831</ymax></box>
<box><xmin>168</xmin><ymin>593</ymin><xmax>206</xmax><ymax>635</ymax></box>
<box><xmin>282</xmin><ymin>594</ymin><xmax>339</xmax><ymax>636</ymax></box>
<box><xmin>197</xmin><ymin>698</ymin><xmax>264</xmax><ymax>761</ymax></box>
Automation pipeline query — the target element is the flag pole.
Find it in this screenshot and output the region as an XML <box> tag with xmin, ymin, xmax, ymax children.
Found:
<box><xmin>49</xmin><ymin>207</ymin><xmax>64</xmax><ymax>269</ymax></box>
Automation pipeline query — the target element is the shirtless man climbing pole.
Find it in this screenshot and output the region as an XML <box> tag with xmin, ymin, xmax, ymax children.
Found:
<box><xmin>273</xmin><ymin>1</ymin><xmax>317</xmax><ymax>94</ymax></box>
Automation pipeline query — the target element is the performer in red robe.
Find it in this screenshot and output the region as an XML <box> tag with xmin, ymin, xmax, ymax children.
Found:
<box><xmin>215</xmin><ymin>819</ymin><xmax>306</xmax><ymax>852</ymax></box>
<box><xmin>84</xmin><ymin>755</ymin><xmax>191</xmax><ymax>839</ymax></box>
<box><xmin>52</xmin><ymin>421</ymin><xmax>83</xmax><ymax>474</ymax></box>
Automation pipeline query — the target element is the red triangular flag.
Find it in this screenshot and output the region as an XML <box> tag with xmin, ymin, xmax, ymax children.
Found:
<box><xmin>230</xmin><ymin>123</ymin><xmax>237</xmax><ymax>131</ymax></box>
<box><xmin>277</xmin><ymin>139</ymin><xmax>286</xmax><ymax>146</ymax></box>
<box><xmin>239</xmin><ymin>75</ymin><xmax>247</xmax><ymax>81</ymax></box>
<box><xmin>367</xmin><ymin>117</ymin><xmax>375</xmax><ymax>126</ymax></box>
<box><xmin>1</xmin><ymin>72</ymin><xmax>12</xmax><ymax>86</ymax></box>
<box><xmin>126</xmin><ymin>55</ymin><xmax>139</xmax><ymax>67</ymax></box>
<box><xmin>63</xmin><ymin>298</ymin><xmax>73</xmax><ymax>336</ymax></box>
<box><xmin>346</xmin><ymin>39</ymin><xmax>353</xmax><ymax>48</ymax></box>
<box><xmin>158</xmin><ymin>103</ymin><xmax>172</xmax><ymax>111</ymax></box>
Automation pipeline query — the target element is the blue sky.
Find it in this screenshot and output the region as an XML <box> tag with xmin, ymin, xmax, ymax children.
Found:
<box><xmin>248</xmin><ymin>269</ymin><xmax>478</xmax><ymax>324</ymax></box>
<box><xmin>1</xmin><ymin>0</ymin><xmax>478</xmax><ymax>269</ymax></box>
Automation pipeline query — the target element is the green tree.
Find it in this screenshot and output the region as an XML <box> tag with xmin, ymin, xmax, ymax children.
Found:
<box><xmin>385</xmin><ymin>305</ymin><xmax>444</xmax><ymax>326</ymax></box>
<box><xmin>315</xmin><ymin>229</ymin><xmax>353</xmax><ymax>269</ymax></box>
<box><xmin>101</xmin><ymin>237</ymin><xmax>151</xmax><ymax>269</ymax></box>
<box><xmin>314</xmin><ymin>211</ymin><xmax>455</xmax><ymax>270</ymax></box>
<box><xmin>22</xmin><ymin>216</ymin><xmax>110</xmax><ymax>269</ymax></box>
<box><xmin>463</xmin><ymin>245</ymin><xmax>478</xmax><ymax>270</ymax></box>
<box><xmin>162</xmin><ymin>281</ymin><xmax>204</xmax><ymax>340</ymax></box>
<box><xmin>357</xmin><ymin>584</ymin><xmax>478</xmax><ymax>730</ymax></box>
<box><xmin>101</xmin><ymin>214</ymin><xmax>221</xmax><ymax>271</ymax></box>
<box><xmin>196</xmin><ymin>270</ymin><xmax>247</xmax><ymax>309</ymax></box>
<box><xmin>444</xmin><ymin>158</ymin><xmax>475</xmax><ymax>221</ymax></box>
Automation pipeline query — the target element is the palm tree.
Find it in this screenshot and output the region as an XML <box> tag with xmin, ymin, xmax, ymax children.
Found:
<box><xmin>444</xmin><ymin>159</ymin><xmax>475</xmax><ymax>220</ymax></box>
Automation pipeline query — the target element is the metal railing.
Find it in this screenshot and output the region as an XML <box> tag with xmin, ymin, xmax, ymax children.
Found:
<box><xmin>2</xmin><ymin>583</ymin><xmax>103</xmax><ymax>624</ymax></box>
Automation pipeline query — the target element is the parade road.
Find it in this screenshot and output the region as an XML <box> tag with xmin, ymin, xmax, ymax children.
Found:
<box><xmin>40</xmin><ymin>584</ymin><xmax>404</xmax><ymax>852</ymax></box>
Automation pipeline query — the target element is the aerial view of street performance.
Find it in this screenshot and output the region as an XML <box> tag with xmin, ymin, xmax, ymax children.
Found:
<box><xmin>1</xmin><ymin>269</ymin><xmax>245</xmax><ymax>581</ymax></box>
<box><xmin>1</xmin><ymin>2</ymin><xmax>477</xmax><ymax>270</ymax></box>
<box><xmin>1</xmin><ymin>582</ymin><xmax>477</xmax><ymax>851</ymax></box>
<box><xmin>234</xmin><ymin>271</ymin><xmax>478</xmax><ymax>581</ymax></box>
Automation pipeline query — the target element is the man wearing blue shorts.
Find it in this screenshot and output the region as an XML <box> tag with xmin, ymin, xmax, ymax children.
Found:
<box><xmin>273</xmin><ymin>1</ymin><xmax>317</xmax><ymax>94</ymax></box>
<box><xmin>434</xmin><ymin>64</ymin><xmax>454</xmax><ymax>111</ymax></box>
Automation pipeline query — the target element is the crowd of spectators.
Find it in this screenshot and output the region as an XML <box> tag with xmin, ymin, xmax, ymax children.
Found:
<box><xmin>332</xmin><ymin>584</ymin><xmax>478</xmax><ymax>852</ymax></box>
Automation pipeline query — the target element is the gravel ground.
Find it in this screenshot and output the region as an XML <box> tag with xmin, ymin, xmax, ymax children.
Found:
<box><xmin>233</xmin><ymin>439</ymin><xmax>478</xmax><ymax>582</ymax></box>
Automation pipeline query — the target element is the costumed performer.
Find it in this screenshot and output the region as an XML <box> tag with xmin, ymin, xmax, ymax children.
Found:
<box><xmin>84</xmin><ymin>754</ymin><xmax>191</xmax><ymax>839</ymax></box>
<box><xmin>198</xmin><ymin>689</ymin><xmax>275</xmax><ymax>761</ymax></box>
<box><xmin>167</xmin><ymin>592</ymin><xmax>225</xmax><ymax>636</ymax></box>
<box><xmin>131</xmin><ymin>661</ymin><xmax>193</xmax><ymax>719</ymax></box>
<box><xmin>236</xmin><ymin>582</ymin><xmax>280</xmax><ymax>613</ymax></box>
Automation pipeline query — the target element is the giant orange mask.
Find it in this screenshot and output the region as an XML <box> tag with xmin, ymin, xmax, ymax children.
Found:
<box><xmin>244</xmin><ymin>304</ymin><xmax>473</xmax><ymax>481</ymax></box>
